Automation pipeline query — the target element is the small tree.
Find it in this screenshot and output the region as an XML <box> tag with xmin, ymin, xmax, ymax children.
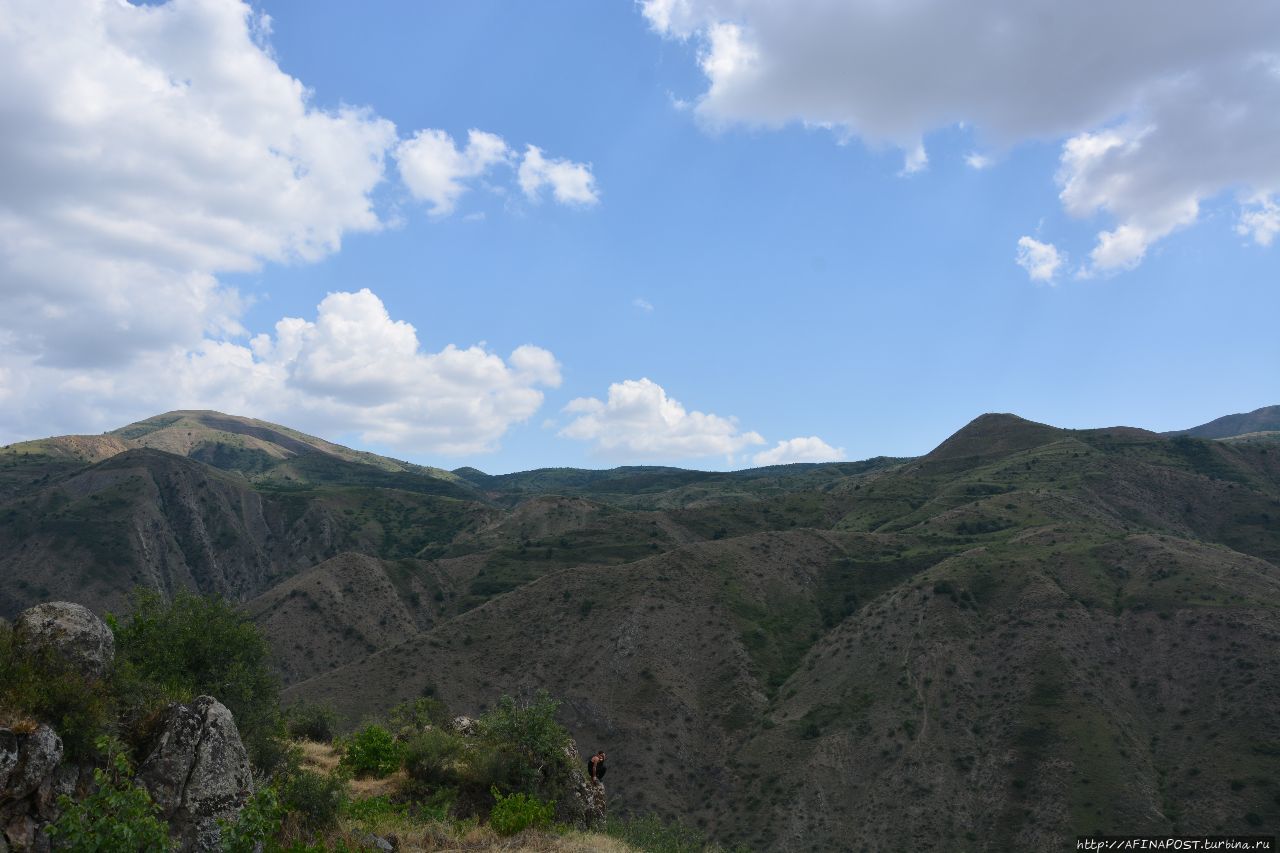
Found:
<box><xmin>110</xmin><ymin>590</ymin><xmax>282</xmax><ymax>767</ymax></box>
<box><xmin>473</xmin><ymin>691</ymin><xmax>572</xmax><ymax>797</ymax></box>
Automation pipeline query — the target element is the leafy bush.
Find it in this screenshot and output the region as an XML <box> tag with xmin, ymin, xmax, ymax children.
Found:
<box><xmin>345</xmin><ymin>795</ymin><xmax>410</xmax><ymax>825</ymax></box>
<box><xmin>0</xmin><ymin>624</ymin><xmax>115</xmax><ymax>759</ymax></box>
<box><xmin>284</xmin><ymin>702</ymin><xmax>338</xmax><ymax>743</ymax></box>
<box><xmin>279</xmin><ymin>768</ymin><xmax>347</xmax><ymax>832</ymax></box>
<box><xmin>488</xmin><ymin>786</ymin><xmax>555</xmax><ymax>836</ymax></box>
<box><xmin>403</xmin><ymin>727</ymin><xmax>467</xmax><ymax>788</ymax></box>
<box><xmin>46</xmin><ymin>736</ymin><xmax>171</xmax><ymax>852</ymax></box>
<box><xmin>109</xmin><ymin>590</ymin><xmax>282</xmax><ymax>768</ymax></box>
<box><xmin>474</xmin><ymin>691</ymin><xmax>571</xmax><ymax>795</ymax></box>
<box><xmin>388</xmin><ymin>696</ymin><xmax>451</xmax><ymax>739</ymax></box>
<box><xmin>219</xmin><ymin>784</ymin><xmax>283</xmax><ymax>853</ymax></box>
<box><xmin>339</xmin><ymin>723</ymin><xmax>401</xmax><ymax>778</ymax></box>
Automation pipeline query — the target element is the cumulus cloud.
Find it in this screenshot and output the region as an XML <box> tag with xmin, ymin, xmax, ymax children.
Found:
<box><xmin>518</xmin><ymin>146</ymin><xmax>600</xmax><ymax>205</ymax></box>
<box><xmin>752</xmin><ymin>436</ymin><xmax>845</xmax><ymax>467</ymax></box>
<box><xmin>0</xmin><ymin>0</ymin><xmax>396</xmax><ymax>368</ymax></box>
<box><xmin>560</xmin><ymin>378</ymin><xmax>763</xmax><ymax>461</ymax></box>
<box><xmin>0</xmin><ymin>0</ymin><xmax>590</xmax><ymax>449</ymax></box>
<box><xmin>1015</xmin><ymin>237</ymin><xmax>1064</xmax><ymax>283</ymax></box>
<box><xmin>643</xmin><ymin>0</ymin><xmax>1280</xmax><ymax>273</ymax></box>
<box><xmin>1</xmin><ymin>289</ymin><xmax>560</xmax><ymax>454</ymax></box>
<box><xmin>395</xmin><ymin>129</ymin><xmax>511</xmax><ymax>216</ymax></box>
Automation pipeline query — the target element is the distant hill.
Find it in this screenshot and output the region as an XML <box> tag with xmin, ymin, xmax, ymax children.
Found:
<box><xmin>2</xmin><ymin>407</ymin><xmax>1279</xmax><ymax>849</ymax></box>
<box><xmin>1166</xmin><ymin>404</ymin><xmax>1280</xmax><ymax>440</ymax></box>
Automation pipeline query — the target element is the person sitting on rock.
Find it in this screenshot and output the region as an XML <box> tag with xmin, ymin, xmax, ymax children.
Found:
<box><xmin>589</xmin><ymin>750</ymin><xmax>607</xmax><ymax>783</ymax></box>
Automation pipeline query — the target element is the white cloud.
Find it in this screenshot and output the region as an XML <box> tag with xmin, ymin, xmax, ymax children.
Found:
<box><xmin>752</xmin><ymin>437</ymin><xmax>845</xmax><ymax>467</ymax></box>
<box><xmin>518</xmin><ymin>146</ymin><xmax>600</xmax><ymax>205</ymax></box>
<box><xmin>0</xmin><ymin>289</ymin><xmax>560</xmax><ymax>455</ymax></box>
<box><xmin>965</xmin><ymin>153</ymin><xmax>993</xmax><ymax>170</ymax></box>
<box><xmin>0</xmin><ymin>0</ymin><xmax>593</xmax><ymax>449</ymax></box>
<box><xmin>900</xmin><ymin>142</ymin><xmax>929</xmax><ymax>176</ymax></box>
<box><xmin>395</xmin><ymin>129</ymin><xmax>511</xmax><ymax>217</ymax></box>
<box><xmin>632</xmin><ymin>297</ymin><xmax>655</xmax><ymax>313</ymax></box>
<box><xmin>560</xmin><ymin>378</ymin><xmax>764</xmax><ymax>461</ymax></box>
<box><xmin>643</xmin><ymin>0</ymin><xmax>1280</xmax><ymax>272</ymax></box>
<box><xmin>0</xmin><ymin>0</ymin><xmax>397</xmax><ymax>368</ymax></box>
<box><xmin>1015</xmin><ymin>237</ymin><xmax>1064</xmax><ymax>282</ymax></box>
<box><xmin>1237</xmin><ymin>195</ymin><xmax>1280</xmax><ymax>247</ymax></box>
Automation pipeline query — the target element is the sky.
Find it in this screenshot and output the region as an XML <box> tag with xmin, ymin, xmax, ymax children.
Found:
<box><xmin>0</xmin><ymin>0</ymin><xmax>1277</xmax><ymax>473</ymax></box>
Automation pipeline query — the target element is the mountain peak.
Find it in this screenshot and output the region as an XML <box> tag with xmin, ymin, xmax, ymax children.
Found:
<box><xmin>924</xmin><ymin>412</ymin><xmax>1065</xmax><ymax>462</ymax></box>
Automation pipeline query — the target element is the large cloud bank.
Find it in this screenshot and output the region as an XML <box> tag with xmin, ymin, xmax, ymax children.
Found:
<box><xmin>644</xmin><ymin>0</ymin><xmax>1280</xmax><ymax>277</ymax></box>
<box><xmin>0</xmin><ymin>0</ymin><xmax>587</xmax><ymax>450</ymax></box>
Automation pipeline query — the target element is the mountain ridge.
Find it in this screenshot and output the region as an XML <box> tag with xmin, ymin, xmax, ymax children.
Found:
<box><xmin>2</xmin><ymin>406</ymin><xmax>1278</xmax><ymax>849</ymax></box>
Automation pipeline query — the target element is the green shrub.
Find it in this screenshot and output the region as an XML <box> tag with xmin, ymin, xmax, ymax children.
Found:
<box><xmin>0</xmin><ymin>624</ymin><xmax>115</xmax><ymax>760</ymax></box>
<box><xmin>474</xmin><ymin>691</ymin><xmax>571</xmax><ymax>795</ymax></box>
<box><xmin>403</xmin><ymin>727</ymin><xmax>467</xmax><ymax>788</ymax></box>
<box><xmin>46</xmin><ymin>736</ymin><xmax>170</xmax><ymax>852</ymax></box>
<box><xmin>109</xmin><ymin>590</ymin><xmax>282</xmax><ymax>768</ymax></box>
<box><xmin>488</xmin><ymin>786</ymin><xmax>555</xmax><ymax>836</ymax></box>
<box><xmin>345</xmin><ymin>794</ymin><xmax>410</xmax><ymax>825</ymax></box>
<box><xmin>388</xmin><ymin>696</ymin><xmax>451</xmax><ymax>739</ymax></box>
<box><xmin>219</xmin><ymin>784</ymin><xmax>283</xmax><ymax>853</ymax></box>
<box><xmin>338</xmin><ymin>723</ymin><xmax>402</xmax><ymax>778</ymax></box>
<box><xmin>279</xmin><ymin>768</ymin><xmax>347</xmax><ymax>832</ymax></box>
<box><xmin>284</xmin><ymin>702</ymin><xmax>338</xmax><ymax>743</ymax></box>
<box><xmin>462</xmin><ymin>744</ymin><xmax>534</xmax><ymax>795</ymax></box>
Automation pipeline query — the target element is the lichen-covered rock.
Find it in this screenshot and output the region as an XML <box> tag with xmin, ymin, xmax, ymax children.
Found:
<box><xmin>0</xmin><ymin>726</ymin><xmax>66</xmax><ymax>852</ymax></box>
<box><xmin>12</xmin><ymin>603</ymin><xmax>114</xmax><ymax>681</ymax></box>
<box><xmin>0</xmin><ymin>732</ymin><xmax>18</xmax><ymax>794</ymax></box>
<box><xmin>0</xmin><ymin>727</ymin><xmax>62</xmax><ymax>804</ymax></box>
<box><xmin>136</xmin><ymin>696</ymin><xmax>254</xmax><ymax>852</ymax></box>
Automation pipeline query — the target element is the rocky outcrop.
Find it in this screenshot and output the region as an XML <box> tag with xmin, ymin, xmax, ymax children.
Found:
<box><xmin>12</xmin><ymin>602</ymin><xmax>114</xmax><ymax>680</ymax></box>
<box><xmin>555</xmin><ymin>741</ymin><xmax>607</xmax><ymax>831</ymax></box>
<box><xmin>136</xmin><ymin>696</ymin><xmax>254</xmax><ymax>852</ymax></box>
<box><xmin>0</xmin><ymin>725</ymin><xmax>91</xmax><ymax>853</ymax></box>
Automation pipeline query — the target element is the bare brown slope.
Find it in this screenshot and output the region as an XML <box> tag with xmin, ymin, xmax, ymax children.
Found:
<box><xmin>286</xmin><ymin>530</ymin><xmax>891</xmax><ymax>827</ymax></box>
<box><xmin>0</xmin><ymin>449</ymin><xmax>345</xmax><ymax>618</ymax></box>
<box><xmin>245</xmin><ymin>553</ymin><xmax>423</xmax><ymax>685</ymax></box>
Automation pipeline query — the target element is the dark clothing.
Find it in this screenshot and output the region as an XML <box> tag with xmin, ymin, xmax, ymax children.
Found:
<box><xmin>590</xmin><ymin>757</ymin><xmax>607</xmax><ymax>781</ymax></box>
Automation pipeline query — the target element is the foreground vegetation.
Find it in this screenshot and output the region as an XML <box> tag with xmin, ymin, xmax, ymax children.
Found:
<box><xmin>0</xmin><ymin>591</ymin><xmax>735</xmax><ymax>852</ymax></box>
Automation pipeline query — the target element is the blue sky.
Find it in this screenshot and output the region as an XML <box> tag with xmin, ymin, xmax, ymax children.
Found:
<box><xmin>1</xmin><ymin>0</ymin><xmax>1277</xmax><ymax>472</ymax></box>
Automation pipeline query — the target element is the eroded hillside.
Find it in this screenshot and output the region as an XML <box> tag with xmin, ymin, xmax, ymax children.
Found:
<box><xmin>2</xmin><ymin>407</ymin><xmax>1278</xmax><ymax>850</ymax></box>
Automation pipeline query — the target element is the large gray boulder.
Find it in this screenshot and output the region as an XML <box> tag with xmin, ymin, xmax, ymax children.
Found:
<box><xmin>12</xmin><ymin>603</ymin><xmax>114</xmax><ymax>680</ymax></box>
<box><xmin>136</xmin><ymin>696</ymin><xmax>254</xmax><ymax>852</ymax></box>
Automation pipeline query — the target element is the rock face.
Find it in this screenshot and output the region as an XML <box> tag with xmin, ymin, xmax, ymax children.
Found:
<box><xmin>136</xmin><ymin>696</ymin><xmax>254</xmax><ymax>852</ymax></box>
<box><xmin>0</xmin><ymin>725</ymin><xmax>89</xmax><ymax>853</ymax></box>
<box><xmin>556</xmin><ymin>741</ymin><xmax>607</xmax><ymax>831</ymax></box>
<box><xmin>12</xmin><ymin>602</ymin><xmax>114</xmax><ymax>681</ymax></box>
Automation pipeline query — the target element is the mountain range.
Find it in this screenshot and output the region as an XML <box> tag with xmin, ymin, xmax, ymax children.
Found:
<box><xmin>2</xmin><ymin>406</ymin><xmax>1278</xmax><ymax>850</ymax></box>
